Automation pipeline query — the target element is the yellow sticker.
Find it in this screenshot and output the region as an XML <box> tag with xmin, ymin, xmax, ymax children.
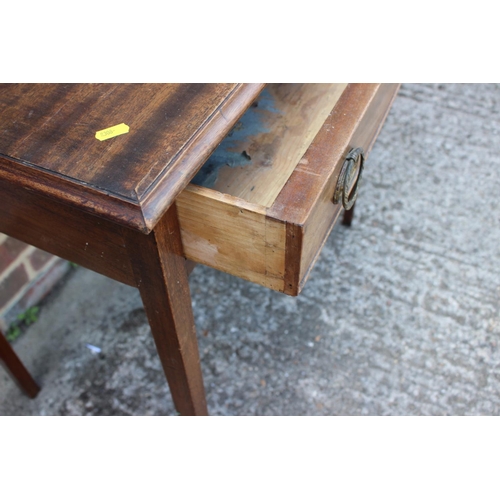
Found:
<box><xmin>95</xmin><ymin>123</ymin><xmax>129</xmax><ymax>141</ymax></box>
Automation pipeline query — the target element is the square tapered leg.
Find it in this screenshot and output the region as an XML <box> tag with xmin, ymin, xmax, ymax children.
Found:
<box><xmin>0</xmin><ymin>331</ymin><xmax>40</xmax><ymax>398</ymax></box>
<box><xmin>126</xmin><ymin>205</ymin><xmax>207</xmax><ymax>416</ymax></box>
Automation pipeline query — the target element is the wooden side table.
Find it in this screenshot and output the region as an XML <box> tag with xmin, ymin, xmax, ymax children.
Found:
<box><xmin>0</xmin><ymin>83</ymin><xmax>399</xmax><ymax>415</ymax></box>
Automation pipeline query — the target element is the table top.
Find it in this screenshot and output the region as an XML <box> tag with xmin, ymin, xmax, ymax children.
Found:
<box><xmin>0</xmin><ymin>83</ymin><xmax>264</xmax><ymax>233</ymax></box>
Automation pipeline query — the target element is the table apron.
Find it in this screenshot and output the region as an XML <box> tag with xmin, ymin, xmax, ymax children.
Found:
<box><xmin>0</xmin><ymin>178</ymin><xmax>136</xmax><ymax>287</ymax></box>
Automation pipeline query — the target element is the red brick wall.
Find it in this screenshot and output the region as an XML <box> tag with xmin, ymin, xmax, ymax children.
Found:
<box><xmin>0</xmin><ymin>233</ymin><xmax>70</xmax><ymax>331</ymax></box>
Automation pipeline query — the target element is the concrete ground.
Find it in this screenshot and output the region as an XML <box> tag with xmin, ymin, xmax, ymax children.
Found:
<box><xmin>1</xmin><ymin>83</ymin><xmax>499</xmax><ymax>416</ymax></box>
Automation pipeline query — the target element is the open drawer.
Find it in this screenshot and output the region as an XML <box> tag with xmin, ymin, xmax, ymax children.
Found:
<box><xmin>176</xmin><ymin>83</ymin><xmax>400</xmax><ymax>296</ymax></box>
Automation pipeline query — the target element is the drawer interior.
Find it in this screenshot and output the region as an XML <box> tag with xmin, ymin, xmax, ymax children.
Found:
<box><xmin>176</xmin><ymin>83</ymin><xmax>399</xmax><ymax>295</ymax></box>
<box><xmin>190</xmin><ymin>83</ymin><xmax>347</xmax><ymax>206</ymax></box>
<box><xmin>177</xmin><ymin>83</ymin><xmax>346</xmax><ymax>292</ymax></box>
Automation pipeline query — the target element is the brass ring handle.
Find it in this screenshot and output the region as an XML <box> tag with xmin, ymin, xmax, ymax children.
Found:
<box><xmin>333</xmin><ymin>147</ymin><xmax>365</xmax><ymax>210</ymax></box>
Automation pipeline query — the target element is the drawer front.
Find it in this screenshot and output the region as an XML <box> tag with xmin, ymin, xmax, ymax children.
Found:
<box><xmin>176</xmin><ymin>84</ymin><xmax>400</xmax><ymax>295</ymax></box>
<box><xmin>271</xmin><ymin>83</ymin><xmax>401</xmax><ymax>294</ymax></box>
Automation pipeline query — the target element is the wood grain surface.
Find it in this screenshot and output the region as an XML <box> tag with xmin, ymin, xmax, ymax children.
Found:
<box><xmin>126</xmin><ymin>205</ymin><xmax>208</xmax><ymax>415</ymax></box>
<box><xmin>0</xmin><ymin>158</ymin><xmax>135</xmax><ymax>286</ymax></box>
<box><xmin>178</xmin><ymin>84</ymin><xmax>400</xmax><ymax>295</ymax></box>
<box><xmin>0</xmin><ymin>329</ymin><xmax>40</xmax><ymax>398</ymax></box>
<box><xmin>270</xmin><ymin>83</ymin><xmax>401</xmax><ymax>294</ymax></box>
<box><xmin>176</xmin><ymin>185</ymin><xmax>286</xmax><ymax>291</ymax></box>
<box><xmin>192</xmin><ymin>83</ymin><xmax>346</xmax><ymax>206</ymax></box>
<box><xmin>0</xmin><ymin>83</ymin><xmax>265</xmax><ymax>233</ymax></box>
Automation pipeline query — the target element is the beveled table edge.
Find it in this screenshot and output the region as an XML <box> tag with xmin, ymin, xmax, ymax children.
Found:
<box><xmin>0</xmin><ymin>83</ymin><xmax>265</xmax><ymax>234</ymax></box>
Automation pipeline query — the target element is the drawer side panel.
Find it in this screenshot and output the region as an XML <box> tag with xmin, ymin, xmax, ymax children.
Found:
<box><xmin>176</xmin><ymin>185</ymin><xmax>286</xmax><ymax>291</ymax></box>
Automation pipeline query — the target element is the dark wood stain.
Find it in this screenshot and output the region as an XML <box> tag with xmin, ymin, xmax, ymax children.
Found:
<box><xmin>0</xmin><ymin>82</ymin><xmax>400</xmax><ymax>413</ymax></box>
<box><xmin>0</xmin><ymin>156</ymin><xmax>144</xmax><ymax>233</ymax></box>
<box><xmin>342</xmin><ymin>203</ymin><xmax>356</xmax><ymax>226</ymax></box>
<box><xmin>0</xmin><ymin>330</ymin><xmax>40</xmax><ymax>398</ymax></box>
<box><xmin>283</xmin><ymin>221</ymin><xmax>303</xmax><ymax>296</ymax></box>
<box><xmin>0</xmin><ymin>166</ymin><xmax>135</xmax><ymax>287</ymax></box>
<box><xmin>11</xmin><ymin>85</ymin><xmax>112</xmax><ymax>166</ymax></box>
<box><xmin>139</xmin><ymin>83</ymin><xmax>266</xmax><ymax>230</ymax></box>
<box><xmin>126</xmin><ymin>205</ymin><xmax>208</xmax><ymax>415</ymax></box>
<box><xmin>1</xmin><ymin>84</ymin><xmax>233</xmax><ymax>200</ymax></box>
<box><xmin>93</xmin><ymin>84</ymin><xmax>227</xmax><ymax>197</ymax></box>
<box><xmin>0</xmin><ymin>83</ymin><xmax>265</xmax><ymax>233</ymax></box>
<box><xmin>0</xmin><ymin>84</ymin><xmax>76</xmax><ymax>150</ymax></box>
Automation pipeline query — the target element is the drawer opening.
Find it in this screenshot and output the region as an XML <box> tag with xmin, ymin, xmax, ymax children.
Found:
<box><xmin>190</xmin><ymin>83</ymin><xmax>347</xmax><ymax>208</ymax></box>
<box><xmin>177</xmin><ymin>84</ymin><xmax>347</xmax><ymax>293</ymax></box>
<box><xmin>176</xmin><ymin>83</ymin><xmax>400</xmax><ymax>295</ymax></box>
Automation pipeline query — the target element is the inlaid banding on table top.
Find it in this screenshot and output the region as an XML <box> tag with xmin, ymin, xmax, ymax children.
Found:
<box><xmin>0</xmin><ymin>83</ymin><xmax>265</xmax><ymax>233</ymax></box>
